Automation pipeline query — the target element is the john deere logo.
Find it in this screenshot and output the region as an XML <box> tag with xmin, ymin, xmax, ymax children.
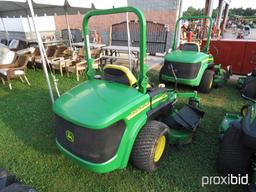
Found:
<box><xmin>65</xmin><ymin>130</ymin><xmax>74</xmax><ymax>143</ymax></box>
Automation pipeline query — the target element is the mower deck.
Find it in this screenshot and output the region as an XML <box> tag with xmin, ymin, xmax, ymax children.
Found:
<box><xmin>163</xmin><ymin>105</ymin><xmax>204</xmax><ymax>144</ymax></box>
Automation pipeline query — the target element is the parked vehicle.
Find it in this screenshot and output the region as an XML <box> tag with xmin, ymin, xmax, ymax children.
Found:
<box><xmin>53</xmin><ymin>7</ymin><xmax>205</xmax><ymax>173</ymax></box>
<box><xmin>159</xmin><ymin>15</ymin><xmax>229</xmax><ymax>93</ymax></box>
<box><xmin>218</xmin><ymin>78</ymin><xmax>256</xmax><ymax>192</ymax></box>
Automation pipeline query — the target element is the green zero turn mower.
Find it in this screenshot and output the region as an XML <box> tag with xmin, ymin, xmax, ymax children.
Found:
<box><xmin>238</xmin><ymin>68</ymin><xmax>256</xmax><ymax>98</ymax></box>
<box><xmin>53</xmin><ymin>7</ymin><xmax>204</xmax><ymax>173</ymax></box>
<box><xmin>217</xmin><ymin>78</ymin><xmax>256</xmax><ymax>191</ymax></box>
<box><xmin>159</xmin><ymin>15</ymin><xmax>230</xmax><ymax>93</ymax></box>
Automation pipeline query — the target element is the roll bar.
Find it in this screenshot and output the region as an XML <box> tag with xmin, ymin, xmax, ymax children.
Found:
<box><xmin>83</xmin><ymin>6</ymin><xmax>148</xmax><ymax>93</ymax></box>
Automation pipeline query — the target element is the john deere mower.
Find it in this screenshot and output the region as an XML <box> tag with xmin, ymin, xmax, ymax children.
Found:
<box><xmin>217</xmin><ymin>78</ymin><xmax>256</xmax><ymax>191</ymax></box>
<box><xmin>238</xmin><ymin>68</ymin><xmax>256</xmax><ymax>98</ymax></box>
<box><xmin>159</xmin><ymin>15</ymin><xmax>229</xmax><ymax>93</ymax></box>
<box><xmin>53</xmin><ymin>7</ymin><xmax>204</xmax><ymax>173</ymax></box>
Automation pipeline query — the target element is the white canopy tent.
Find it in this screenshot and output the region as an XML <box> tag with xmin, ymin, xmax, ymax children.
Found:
<box><xmin>0</xmin><ymin>0</ymin><xmax>127</xmax><ymax>17</ymax></box>
<box><xmin>0</xmin><ymin>0</ymin><xmax>127</xmax><ymax>103</ymax></box>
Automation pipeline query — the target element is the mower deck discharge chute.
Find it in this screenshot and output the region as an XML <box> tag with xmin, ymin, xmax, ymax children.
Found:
<box><xmin>159</xmin><ymin>15</ymin><xmax>230</xmax><ymax>93</ymax></box>
<box><xmin>53</xmin><ymin>7</ymin><xmax>204</xmax><ymax>173</ymax></box>
<box><xmin>217</xmin><ymin>78</ymin><xmax>256</xmax><ymax>191</ymax></box>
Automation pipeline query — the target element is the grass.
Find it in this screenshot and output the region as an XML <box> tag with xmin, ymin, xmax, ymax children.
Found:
<box><xmin>0</xmin><ymin>68</ymin><xmax>248</xmax><ymax>192</ymax></box>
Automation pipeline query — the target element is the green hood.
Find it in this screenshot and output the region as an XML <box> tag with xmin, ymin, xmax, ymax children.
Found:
<box><xmin>53</xmin><ymin>80</ymin><xmax>148</xmax><ymax>129</ymax></box>
<box><xmin>165</xmin><ymin>50</ymin><xmax>209</xmax><ymax>64</ymax></box>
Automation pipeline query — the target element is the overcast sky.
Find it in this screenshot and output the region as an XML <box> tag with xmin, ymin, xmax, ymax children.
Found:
<box><xmin>183</xmin><ymin>0</ymin><xmax>256</xmax><ymax>11</ymax></box>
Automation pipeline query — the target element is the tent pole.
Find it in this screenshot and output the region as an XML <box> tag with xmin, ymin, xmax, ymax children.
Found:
<box><xmin>126</xmin><ymin>13</ymin><xmax>132</xmax><ymax>71</ymax></box>
<box><xmin>65</xmin><ymin>11</ymin><xmax>73</xmax><ymax>49</ymax></box>
<box><xmin>28</xmin><ymin>0</ymin><xmax>55</xmax><ymax>103</ymax></box>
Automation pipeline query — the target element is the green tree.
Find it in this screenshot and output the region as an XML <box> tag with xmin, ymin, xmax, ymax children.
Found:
<box><xmin>184</xmin><ymin>7</ymin><xmax>256</xmax><ymax>18</ymax></box>
<box><xmin>183</xmin><ymin>6</ymin><xmax>204</xmax><ymax>17</ymax></box>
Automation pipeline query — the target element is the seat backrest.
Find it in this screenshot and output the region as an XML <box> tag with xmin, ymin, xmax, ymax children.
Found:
<box><xmin>15</xmin><ymin>55</ymin><xmax>29</xmax><ymax>68</ymax></box>
<box><xmin>78</xmin><ymin>48</ymin><xmax>84</xmax><ymax>58</ymax></box>
<box><xmin>78</xmin><ymin>48</ymin><xmax>101</xmax><ymax>59</ymax></box>
<box><xmin>0</xmin><ymin>48</ymin><xmax>16</xmax><ymax>65</ymax></box>
<box><xmin>55</xmin><ymin>46</ymin><xmax>67</xmax><ymax>57</ymax></box>
<box><xmin>46</xmin><ymin>46</ymin><xmax>57</xmax><ymax>57</ymax></box>
<box><xmin>91</xmin><ymin>48</ymin><xmax>101</xmax><ymax>59</ymax></box>
<box><xmin>181</xmin><ymin>42</ymin><xmax>200</xmax><ymax>52</ymax></box>
<box><xmin>8</xmin><ymin>39</ymin><xmax>20</xmax><ymax>49</ymax></box>
<box><xmin>103</xmin><ymin>64</ymin><xmax>137</xmax><ymax>87</ymax></box>
<box><xmin>32</xmin><ymin>47</ymin><xmax>40</xmax><ymax>57</ymax></box>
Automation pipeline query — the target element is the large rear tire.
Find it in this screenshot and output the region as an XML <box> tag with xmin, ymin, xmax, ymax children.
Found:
<box><xmin>131</xmin><ymin>120</ymin><xmax>170</xmax><ymax>172</ymax></box>
<box><xmin>198</xmin><ymin>70</ymin><xmax>214</xmax><ymax>93</ymax></box>
<box><xmin>217</xmin><ymin>127</ymin><xmax>252</xmax><ymax>175</ymax></box>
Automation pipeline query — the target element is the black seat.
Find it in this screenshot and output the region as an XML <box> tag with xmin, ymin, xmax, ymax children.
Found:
<box><xmin>180</xmin><ymin>42</ymin><xmax>200</xmax><ymax>52</ymax></box>
<box><xmin>103</xmin><ymin>64</ymin><xmax>137</xmax><ymax>87</ymax></box>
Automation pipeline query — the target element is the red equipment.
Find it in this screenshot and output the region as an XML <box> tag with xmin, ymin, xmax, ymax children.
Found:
<box><xmin>204</xmin><ymin>39</ymin><xmax>256</xmax><ymax>75</ymax></box>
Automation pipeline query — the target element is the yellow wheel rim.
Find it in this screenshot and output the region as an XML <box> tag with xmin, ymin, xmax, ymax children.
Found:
<box><xmin>154</xmin><ymin>135</ymin><xmax>166</xmax><ymax>162</ymax></box>
<box><xmin>242</xmin><ymin>107</ymin><xmax>248</xmax><ymax>117</ymax></box>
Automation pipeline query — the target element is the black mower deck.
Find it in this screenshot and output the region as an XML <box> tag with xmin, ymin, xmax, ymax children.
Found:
<box><xmin>163</xmin><ymin>105</ymin><xmax>204</xmax><ymax>132</ymax></box>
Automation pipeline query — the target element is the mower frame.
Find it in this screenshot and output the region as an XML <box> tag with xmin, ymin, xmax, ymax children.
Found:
<box><xmin>54</xmin><ymin>7</ymin><xmax>203</xmax><ymax>173</ymax></box>
<box><xmin>83</xmin><ymin>6</ymin><xmax>148</xmax><ymax>94</ymax></box>
<box><xmin>172</xmin><ymin>15</ymin><xmax>213</xmax><ymax>53</ymax></box>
